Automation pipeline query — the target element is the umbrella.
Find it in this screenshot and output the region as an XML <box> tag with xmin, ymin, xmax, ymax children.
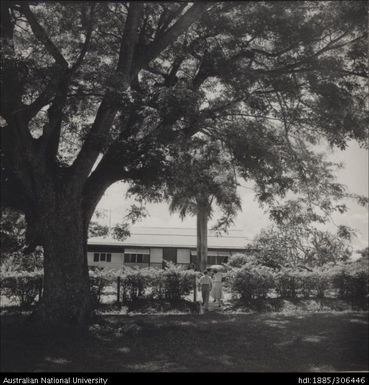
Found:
<box><xmin>208</xmin><ymin>264</ymin><xmax>227</xmax><ymax>272</ymax></box>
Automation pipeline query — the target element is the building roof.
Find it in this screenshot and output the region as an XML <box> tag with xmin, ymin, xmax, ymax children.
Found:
<box><xmin>88</xmin><ymin>226</ymin><xmax>249</xmax><ymax>250</ymax></box>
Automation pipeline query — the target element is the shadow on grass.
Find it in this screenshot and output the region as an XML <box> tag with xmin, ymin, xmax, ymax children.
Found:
<box><xmin>224</xmin><ymin>297</ymin><xmax>368</xmax><ymax>313</ymax></box>
<box><xmin>1</xmin><ymin>311</ymin><xmax>368</xmax><ymax>372</ymax></box>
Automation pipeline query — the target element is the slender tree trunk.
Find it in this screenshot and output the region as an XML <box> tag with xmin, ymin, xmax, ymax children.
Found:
<box><xmin>196</xmin><ymin>213</ymin><xmax>201</xmax><ymax>270</ymax></box>
<box><xmin>32</xmin><ymin>197</ymin><xmax>92</xmax><ymax>330</ymax></box>
<box><xmin>197</xmin><ymin>201</ymin><xmax>209</xmax><ymax>272</ymax></box>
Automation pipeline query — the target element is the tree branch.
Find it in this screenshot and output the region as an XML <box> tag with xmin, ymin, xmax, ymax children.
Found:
<box><xmin>38</xmin><ymin>80</ymin><xmax>69</xmax><ymax>161</ymax></box>
<box><xmin>72</xmin><ymin>3</ymin><xmax>209</xmax><ymax>185</ymax></box>
<box><xmin>1</xmin><ymin>124</ymin><xmax>36</xmax><ymax>201</ymax></box>
<box><xmin>1</xmin><ymin>2</ymin><xmax>25</xmax><ymax>118</ymax></box>
<box><xmin>116</xmin><ymin>3</ymin><xmax>143</xmax><ymax>76</ymax></box>
<box><xmin>138</xmin><ymin>3</ymin><xmax>211</xmax><ymax>71</ymax></box>
<box><xmin>70</xmin><ymin>3</ymin><xmax>144</xmax><ymax>184</ymax></box>
<box><xmin>70</xmin><ymin>4</ymin><xmax>95</xmax><ymax>74</ymax></box>
<box><xmin>24</xmin><ymin>3</ymin><xmax>96</xmax><ymax>122</ymax></box>
<box><xmin>20</xmin><ymin>3</ymin><xmax>68</xmax><ymax>69</ymax></box>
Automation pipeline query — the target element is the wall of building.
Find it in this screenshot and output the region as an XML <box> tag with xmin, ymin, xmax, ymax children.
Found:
<box><xmin>150</xmin><ymin>248</ymin><xmax>163</xmax><ymax>263</ymax></box>
<box><xmin>87</xmin><ymin>246</ymin><xmax>243</xmax><ymax>269</ymax></box>
<box><xmin>87</xmin><ymin>252</ymin><xmax>123</xmax><ymax>269</ymax></box>
<box><xmin>177</xmin><ymin>248</ymin><xmax>190</xmax><ymax>264</ymax></box>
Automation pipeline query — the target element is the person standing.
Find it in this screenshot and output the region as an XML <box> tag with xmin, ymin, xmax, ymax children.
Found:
<box><xmin>211</xmin><ymin>270</ymin><xmax>224</xmax><ymax>306</ymax></box>
<box><xmin>198</xmin><ymin>269</ymin><xmax>212</xmax><ymax>310</ymax></box>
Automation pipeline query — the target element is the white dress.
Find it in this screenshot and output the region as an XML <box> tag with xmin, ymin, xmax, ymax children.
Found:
<box><xmin>210</xmin><ymin>272</ymin><xmax>223</xmax><ymax>300</ymax></box>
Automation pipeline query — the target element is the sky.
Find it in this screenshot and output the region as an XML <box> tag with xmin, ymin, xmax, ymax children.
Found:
<box><xmin>95</xmin><ymin>141</ymin><xmax>368</xmax><ymax>257</ymax></box>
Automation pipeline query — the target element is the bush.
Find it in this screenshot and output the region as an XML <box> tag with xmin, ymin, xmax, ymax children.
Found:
<box><xmin>89</xmin><ymin>268</ymin><xmax>116</xmax><ymax>307</ymax></box>
<box><xmin>0</xmin><ymin>271</ymin><xmax>43</xmax><ymax>306</ymax></box>
<box><xmin>274</xmin><ymin>268</ymin><xmax>299</xmax><ymax>299</ymax></box>
<box><xmin>153</xmin><ymin>263</ymin><xmax>197</xmax><ymax>302</ymax></box>
<box><xmin>296</xmin><ymin>268</ymin><xmax>332</xmax><ymax>299</ymax></box>
<box><xmin>228</xmin><ymin>263</ymin><xmax>274</xmax><ymax>301</ymax></box>
<box><xmin>331</xmin><ymin>262</ymin><xmax>369</xmax><ymax>301</ymax></box>
<box><xmin>115</xmin><ymin>264</ymin><xmax>197</xmax><ymax>304</ymax></box>
<box><xmin>119</xmin><ymin>268</ymin><xmax>157</xmax><ymax>302</ymax></box>
<box><xmin>227</xmin><ymin>253</ymin><xmax>255</xmax><ymax>268</ymax></box>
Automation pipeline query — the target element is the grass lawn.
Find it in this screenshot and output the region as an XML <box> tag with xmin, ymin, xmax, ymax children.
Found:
<box><xmin>1</xmin><ymin>311</ymin><xmax>368</xmax><ymax>372</ymax></box>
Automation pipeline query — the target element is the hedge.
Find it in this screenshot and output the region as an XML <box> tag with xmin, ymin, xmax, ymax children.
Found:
<box><xmin>1</xmin><ymin>260</ymin><xmax>367</xmax><ymax>308</ymax></box>
<box><xmin>225</xmin><ymin>259</ymin><xmax>368</xmax><ymax>303</ymax></box>
<box><xmin>89</xmin><ymin>264</ymin><xmax>198</xmax><ymax>306</ymax></box>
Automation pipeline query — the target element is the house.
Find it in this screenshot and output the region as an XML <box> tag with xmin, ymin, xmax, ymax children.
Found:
<box><xmin>87</xmin><ymin>227</ymin><xmax>250</xmax><ymax>269</ymax></box>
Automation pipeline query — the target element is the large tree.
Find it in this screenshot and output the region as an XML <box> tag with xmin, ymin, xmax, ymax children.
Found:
<box><xmin>1</xmin><ymin>1</ymin><xmax>367</xmax><ymax>328</ymax></box>
<box><xmin>252</xmin><ymin>200</ymin><xmax>356</xmax><ymax>269</ymax></box>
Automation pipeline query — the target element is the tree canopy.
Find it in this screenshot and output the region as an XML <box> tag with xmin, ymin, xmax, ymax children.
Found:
<box><xmin>1</xmin><ymin>1</ymin><xmax>368</xmax><ymax>327</ymax></box>
<box><xmin>2</xmin><ymin>1</ymin><xmax>368</xmax><ymax>223</ymax></box>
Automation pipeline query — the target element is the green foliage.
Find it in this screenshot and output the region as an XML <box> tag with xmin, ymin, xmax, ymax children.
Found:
<box><xmin>0</xmin><ymin>209</ymin><xmax>44</xmax><ymax>270</ymax></box>
<box><xmin>2</xmin><ymin>260</ymin><xmax>367</xmax><ymax>309</ymax></box>
<box><xmin>1</xmin><ymin>250</ymin><xmax>44</xmax><ymax>273</ymax></box>
<box><xmin>88</xmin><ymin>268</ymin><xmax>117</xmax><ymax>307</ymax></box>
<box><xmin>357</xmin><ymin>247</ymin><xmax>369</xmax><ymax>260</ymax></box>
<box><xmin>3</xmin><ymin>1</ymin><xmax>368</xmax><ymax>214</ymax></box>
<box><xmin>110</xmin><ymin>204</ymin><xmax>149</xmax><ymax>241</ymax></box>
<box><xmin>226</xmin><ymin>254</ymin><xmax>368</xmax><ymax>304</ymax></box>
<box><xmin>0</xmin><ymin>209</ymin><xmax>26</xmax><ymax>254</ymax></box>
<box><xmin>119</xmin><ymin>268</ymin><xmax>154</xmax><ymax>302</ymax></box>
<box><xmin>152</xmin><ymin>263</ymin><xmax>197</xmax><ymax>302</ymax></box>
<box><xmin>251</xmin><ymin>198</ymin><xmax>355</xmax><ymax>268</ymax></box>
<box><xmin>3</xmin><ymin>2</ymin><xmax>368</xmax><ymax>325</ymax></box>
<box><xmin>88</xmin><ymin>264</ymin><xmax>197</xmax><ymax>305</ymax></box>
<box><xmin>131</xmin><ymin>137</ymin><xmax>242</xmax><ymax>236</ymax></box>
<box><xmin>111</xmin><ymin>223</ymin><xmax>131</xmax><ymax>241</ymax></box>
<box><xmin>88</xmin><ymin>222</ymin><xmax>109</xmax><ymax>238</ymax></box>
<box><xmin>297</xmin><ymin>269</ymin><xmax>331</xmax><ymax>299</ymax></box>
<box><xmin>228</xmin><ymin>263</ymin><xmax>275</xmax><ymax>301</ymax></box>
<box><xmin>124</xmin><ymin>204</ymin><xmax>149</xmax><ymax>225</ymax></box>
<box><xmin>274</xmin><ymin>268</ymin><xmax>299</xmax><ymax>299</ymax></box>
<box><xmin>330</xmin><ymin>261</ymin><xmax>369</xmax><ymax>301</ymax></box>
<box><xmin>227</xmin><ymin>253</ymin><xmax>256</xmax><ymax>268</ymax></box>
<box><xmin>273</xmin><ymin>267</ymin><xmax>330</xmax><ymax>299</ymax></box>
<box><xmin>0</xmin><ymin>270</ymin><xmax>43</xmax><ymax>307</ymax></box>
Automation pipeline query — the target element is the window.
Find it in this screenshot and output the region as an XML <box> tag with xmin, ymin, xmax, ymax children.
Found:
<box><xmin>206</xmin><ymin>255</ymin><xmax>229</xmax><ymax>265</ymax></box>
<box><xmin>163</xmin><ymin>248</ymin><xmax>177</xmax><ymax>264</ymax></box>
<box><xmin>124</xmin><ymin>253</ymin><xmax>149</xmax><ymax>264</ymax></box>
<box><xmin>207</xmin><ymin>255</ymin><xmax>217</xmax><ymax>265</ymax></box>
<box><xmin>218</xmin><ymin>256</ymin><xmax>228</xmax><ymax>264</ymax></box>
<box><xmin>93</xmin><ymin>253</ymin><xmax>112</xmax><ymax>263</ymax></box>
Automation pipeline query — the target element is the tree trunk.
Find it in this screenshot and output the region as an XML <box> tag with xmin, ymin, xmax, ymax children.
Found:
<box><xmin>197</xmin><ymin>201</ymin><xmax>209</xmax><ymax>272</ymax></box>
<box><xmin>32</xmin><ymin>199</ymin><xmax>92</xmax><ymax>330</ymax></box>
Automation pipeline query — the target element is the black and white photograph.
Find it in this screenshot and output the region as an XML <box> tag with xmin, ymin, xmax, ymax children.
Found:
<box><xmin>1</xmin><ymin>0</ymin><xmax>368</xmax><ymax>378</ymax></box>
